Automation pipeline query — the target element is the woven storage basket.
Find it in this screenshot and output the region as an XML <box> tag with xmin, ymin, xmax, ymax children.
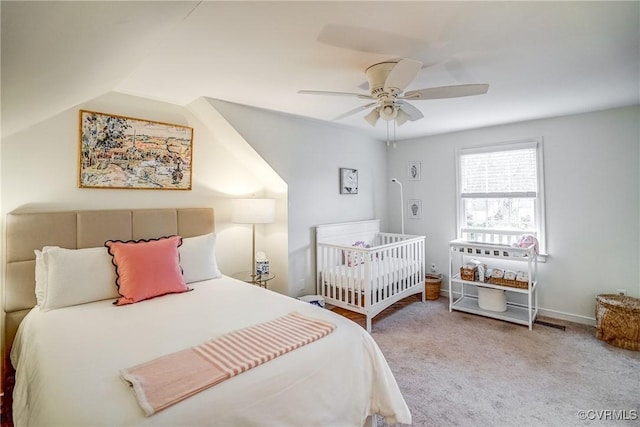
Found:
<box><xmin>595</xmin><ymin>294</ymin><xmax>640</xmax><ymax>351</ymax></box>
<box><xmin>425</xmin><ymin>274</ymin><xmax>442</xmax><ymax>300</ymax></box>
<box><xmin>488</xmin><ymin>277</ymin><xmax>528</xmax><ymax>289</ymax></box>
<box><xmin>460</xmin><ymin>266</ymin><xmax>477</xmax><ymax>281</ymax></box>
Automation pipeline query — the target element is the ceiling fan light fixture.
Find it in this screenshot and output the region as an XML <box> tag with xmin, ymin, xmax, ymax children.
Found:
<box><xmin>396</xmin><ymin>108</ymin><xmax>410</xmax><ymax>126</ymax></box>
<box><xmin>364</xmin><ymin>108</ymin><xmax>380</xmax><ymax>126</ymax></box>
<box><xmin>379</xmin><ymin>103</ymin><xmax>398</xmax><ymax>121</ymax></box>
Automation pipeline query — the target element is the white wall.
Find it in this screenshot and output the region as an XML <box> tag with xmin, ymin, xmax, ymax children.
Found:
<box><xmin>0</xmin><ymin>91</ymin><xmax>288</xmax><ymax>289</ymax></box>
<box><xmin>1</xmin><ymin>92</ymin><xmax>388</xmax><ymax>300</ymax></box>
<box><xmin>207</xmin><ymin>99</ymin><xmax>389</xmax><ymax>296</ymax></box>
<box><xmin>5</xmin><ymin>89</ymin><xmax>634</xmax><ymax>323</ymax></box>
<box><xmin>388</xmin><ymin>106</ymin><xmax>640</xmax><ymax>324</ymax></box>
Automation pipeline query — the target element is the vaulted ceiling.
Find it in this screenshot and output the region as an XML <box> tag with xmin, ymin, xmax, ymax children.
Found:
<box><xmin>2</xmin><ymin>1</ymin><xmax>639</xmax><ymax>140</ymax></box>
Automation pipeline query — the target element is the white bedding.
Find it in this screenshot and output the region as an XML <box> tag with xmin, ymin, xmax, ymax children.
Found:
<box><xmin>11</xmin><ymin>276</ymin><xmax>411</xmax><ymax>427</ymax></box>
<box><xmin>322</xmin><ymin>258</ymin><xmax>422</xmax><ymax>291</ymax></box>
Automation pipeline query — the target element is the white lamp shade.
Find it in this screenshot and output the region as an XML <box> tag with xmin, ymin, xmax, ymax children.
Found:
<box><xmin>232</xmin><ymin>198</ymin><xmax>276</xmax><ymax>224</ymax></box>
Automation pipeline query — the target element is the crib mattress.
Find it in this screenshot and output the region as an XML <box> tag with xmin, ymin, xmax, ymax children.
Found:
<box><xmin>321</xmin><ymin>257</ymin><xmax>421</xmax><ymax>291</ymax></box>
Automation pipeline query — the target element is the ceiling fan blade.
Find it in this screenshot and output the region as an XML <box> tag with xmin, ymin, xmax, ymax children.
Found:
<box><xmin>384</xmin><ymin>59</ymin><xmax>422</xmax><ymax>93</ymax></box>
<box><xmin>298</xmin><ymin>90</ymin><xmax>373</xmax><ymax>100</ymax></box>
<box><xmin>363</xmin><ymin>108</ymin><xmax>380</xmax><ymax>127</ymax></box>
<box><xmin>397</xmin><ymin>101</ymin><xmax>424</xmax><ymax>121</ymax></box>
<box><xmin>333</xmin><ymin>102</ymin><xmax>377</xmax><ymax>121</ymax></box>
<box><xmin>401</xmin><ymin>84</ymin><xmax>489</xmax><ymax>100</ymax></box>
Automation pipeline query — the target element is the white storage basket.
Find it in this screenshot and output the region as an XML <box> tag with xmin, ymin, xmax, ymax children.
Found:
<box><xmin>478</xmin><ymin>287</ymin><xmax>507</xmax><ymax>312</ymax></box>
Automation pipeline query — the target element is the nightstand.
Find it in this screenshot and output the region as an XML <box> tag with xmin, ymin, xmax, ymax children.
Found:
<box><xmin>232</xmin><ymin>271</ymin><xmax>276</xmax><ymax>288</ymax></box>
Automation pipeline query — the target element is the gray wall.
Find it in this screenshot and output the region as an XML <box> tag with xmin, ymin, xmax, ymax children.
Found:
<box><xmin>387</xmin><ymin>106</ymin><xmax>640</xmax><ymax>323</ymax></box>
<box><xmin>208</xmin><ymin>99</ymin><xmax>389</xmax><ymax>296</ymax></box>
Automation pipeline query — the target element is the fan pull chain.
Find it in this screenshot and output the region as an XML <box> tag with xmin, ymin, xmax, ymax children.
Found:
<box><xmin>393</xmin><ymin>121</ymin><xmax>397</xmax><ymax>148</ymax></box>
<box><xmin>385</xmin><ymin>120</ymin><xmax>398</xmax><ymax>148</ymax></box>
<box><xmin>386</xmin><ymin>121</ymin><xmax>390</xmax><ymax>147</ymax></box>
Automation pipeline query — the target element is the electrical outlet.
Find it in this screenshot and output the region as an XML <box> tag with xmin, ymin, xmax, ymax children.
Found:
<box><xmin>617</xmin><ymin>289</ymin><xmax>626</xmax><ymax>296</ymax></box>
<box><xmin>430</xmin><ymin>263</ymin><xmax>437</xmax><ymax>273</ymax></box>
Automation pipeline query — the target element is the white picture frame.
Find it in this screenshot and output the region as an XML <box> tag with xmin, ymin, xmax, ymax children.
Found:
<box><xmin>407</xmin><ymin>161</ymin><xmax>421</xmax><ymax>181</ymax></box>
<box><xmin>340</xmin><ymin>168</ymin><xmax>358</xmax><ymax>194</ymax></box>
<box><xmin>408</xmin><ymin>199</ymin><xmax>422</xmax><ymax>219</ymax></box>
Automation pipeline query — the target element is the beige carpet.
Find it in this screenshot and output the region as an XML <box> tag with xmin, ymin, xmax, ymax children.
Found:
<box><xmin>364</xmin><ymin>297</ymin><xmax>640</xmax><ymax>427</ymax></box>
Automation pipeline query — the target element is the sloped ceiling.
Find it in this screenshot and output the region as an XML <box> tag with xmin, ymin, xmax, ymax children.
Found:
<box><xmin>2</xmin><ymin>1</ymin><xmax>639</xmax><ymax>140</ymax></box>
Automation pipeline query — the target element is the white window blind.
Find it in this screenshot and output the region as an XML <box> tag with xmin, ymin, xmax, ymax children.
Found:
<box><xmin>456</xmin><ymin>139</ymin><xmax>546</xmax><ymax>256</ymax></box>
<box><xmin>460</xmin><ymin>146</ymin><xmax>538</xmax><ymax>198</ymax></box>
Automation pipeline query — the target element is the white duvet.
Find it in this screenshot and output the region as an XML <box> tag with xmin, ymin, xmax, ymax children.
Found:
<box><xmin>11</xmin><ymin>276</ymin><xmax>411</xmax><ymax>427</ymax></box>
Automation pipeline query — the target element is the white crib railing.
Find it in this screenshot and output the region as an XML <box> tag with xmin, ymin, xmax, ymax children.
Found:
<box><xmin>316</xmin><ymin>233</ymin><xmax>426</xmax><ymax>332</ymax></box>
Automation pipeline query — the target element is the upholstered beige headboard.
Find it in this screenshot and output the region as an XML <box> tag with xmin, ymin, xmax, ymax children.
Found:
<box><xmin>3</xmin><ymin>208</ymin><xmax>214</xmax><ymax>379</ymax></box>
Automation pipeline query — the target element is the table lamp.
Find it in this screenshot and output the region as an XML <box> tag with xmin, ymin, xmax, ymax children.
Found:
<box><xmin>232</xmin><ymin>198</ymin><xmax>276</xmax><ymax>278</ymax></box>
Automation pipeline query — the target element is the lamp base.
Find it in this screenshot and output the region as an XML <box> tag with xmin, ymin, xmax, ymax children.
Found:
<box><xmin>251</xmin><ymin>223</ymin><xmax>256</xmax><ymax>276</ymax></box>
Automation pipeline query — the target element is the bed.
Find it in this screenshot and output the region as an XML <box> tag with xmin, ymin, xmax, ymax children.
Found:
<box><xmin>3</xmin><ymin>208</ymin><xmax>411</xmax><ymax>427</ymax></box>
<box><xmin>316</xmin><ymin>220</ymin><xmax>426</xmax><ymax>332</ymax></box>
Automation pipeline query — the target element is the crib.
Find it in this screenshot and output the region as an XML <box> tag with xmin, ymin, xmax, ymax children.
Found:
<box><xmin>316</xmin><ymin>219</ymin><xmax>426</xmax><ymax>332</ymax></box>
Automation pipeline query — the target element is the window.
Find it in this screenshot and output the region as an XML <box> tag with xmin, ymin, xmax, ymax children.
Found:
<box><xmin>456</xmin><ymin>139</ymin><xmax>546</xmax><ymax>255</ymax></box>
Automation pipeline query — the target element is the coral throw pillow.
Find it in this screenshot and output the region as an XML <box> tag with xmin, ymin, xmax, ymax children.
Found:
<box><xmin>105</xmin><ymin>236</ymin><xmax>189</xmax><ymax>306</ymax></box>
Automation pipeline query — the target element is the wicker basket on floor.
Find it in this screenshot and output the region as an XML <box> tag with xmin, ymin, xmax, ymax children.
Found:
<box><xmin>425</xmin><ymin>274</ymin><xmax>442</xmax><ymax>300</ymax></box>
<box><xmin>595</xmin><ymin>294</ymin><xmax>640</xmax><ymax>351</ymax></box>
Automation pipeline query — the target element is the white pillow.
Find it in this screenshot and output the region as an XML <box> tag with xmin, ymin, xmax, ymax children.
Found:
<box><xmin>35</xmin><ymin>246</ymin><xmax>119</xmax><ymax>311</ymax></box>
<box><xmin>179</xmin><ymin>233</ymin><xmax>222</xmax><ymax>283</ymax></box>
<box><xmin>34</xmin><ymin>248</ymin><xmax>48</xmax><ymax>307</ymax></box>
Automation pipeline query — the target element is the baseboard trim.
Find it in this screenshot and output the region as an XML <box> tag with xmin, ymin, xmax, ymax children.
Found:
<box><xmin>439</xmin><ymin>291</ymin><xmax>596</xmax><ymax>326</ymax></box>
<box><xmin>537</xmin><ymin>308</ymin><xmax>595</xmax><ymax>326</ymax></box>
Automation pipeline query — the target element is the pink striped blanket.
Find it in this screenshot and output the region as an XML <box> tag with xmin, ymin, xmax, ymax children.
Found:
<box><xmin>120</xmin><ymin>312</ymin><xmax>336</xmax><ymax>416</ymax></box>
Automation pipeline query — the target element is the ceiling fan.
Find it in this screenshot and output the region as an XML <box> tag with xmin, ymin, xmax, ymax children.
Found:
<box><xmin>299</xmin><ymin>58</ymin><xmax>489</xmax><ymax>127</ymax></box>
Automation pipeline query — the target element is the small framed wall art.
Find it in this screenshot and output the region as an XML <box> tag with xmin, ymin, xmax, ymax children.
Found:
<box><xmin>78</xmin><ymin>110</ymin><xmax>193</xmax><ymax>190</ymax></box>
<box><xmin>407</xmin><ymin>161</ymin><xmax>421</xmax><ymax>181</ymax></box>
<box><xmin>340</xmin><ymin>168</ymin><xmax>358</xmax><ymax>194</ymax></box>
<box><xmin>408</xmin><ymin>199</ymin><xmax>422</xmax><ymax>219</ymax></box>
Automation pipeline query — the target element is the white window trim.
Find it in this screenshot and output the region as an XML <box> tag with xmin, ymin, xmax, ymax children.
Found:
<box><xmin>455</xmin><ymin>137</ymin><xmax>547</xmax><ymax>261</ymax></box>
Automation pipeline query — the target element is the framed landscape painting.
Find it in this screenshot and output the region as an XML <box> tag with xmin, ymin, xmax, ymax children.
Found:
<box><xmin>78</xmin><ymin>110</ymin><xmax>193</xmax><ymax>190</ymax></box>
